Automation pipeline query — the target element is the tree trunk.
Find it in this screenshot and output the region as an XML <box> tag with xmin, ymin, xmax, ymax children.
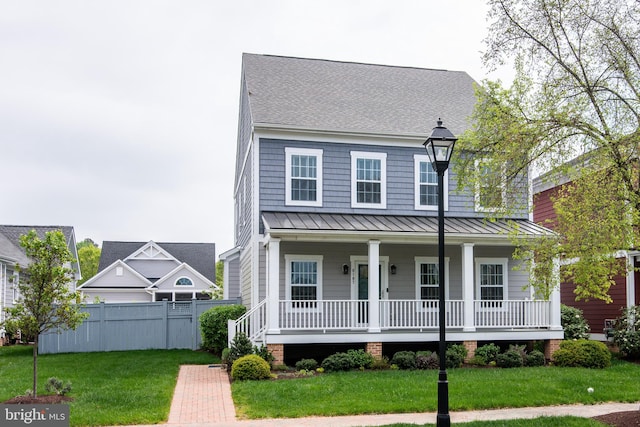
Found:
<box><xmin>32</xmin><ymin>335</ymin><xmax>38</xmax><ymax>397</ymax></box>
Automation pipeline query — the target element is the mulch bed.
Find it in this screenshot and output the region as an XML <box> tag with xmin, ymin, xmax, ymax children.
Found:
<box><xmin>592</xmin><ymin>410</ymin><xmax>640</xmax><ymax>426</ymax></box>
<box><xmin>2</xmin><ymin>395</ymin><xmax>73</xmax><ymax>404</ymax></box>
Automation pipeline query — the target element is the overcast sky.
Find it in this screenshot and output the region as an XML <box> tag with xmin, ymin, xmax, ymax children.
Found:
<box><xmin>0</xmin><ymin>0</ymin><xmax>512</xmax><ymax>257</ymax></box>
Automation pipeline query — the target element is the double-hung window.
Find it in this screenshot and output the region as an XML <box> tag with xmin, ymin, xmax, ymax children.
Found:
<box><xmin>475</xmin><ymin>161</ymin><xmax>505</xmax><ymax>212</ymax></box>
<box><xmin>285</xmin><ymin>148</ymin><xmax>323</xmax><ymax>207</ymax></box>
<box><xmin>476</xmin><ymin>258</ymin><xmax>508</xmax><ymax>306</ymax></box>
<box><xmin>415</xmin><ymin>257</ymin><xmax>448</xmax><ymax>310</ymax></box>
<box><xmin>414</xmin><ymin>155</ymin><xmax>448</xmax><ymax>210</ymax></box>
<box><xmin>351</xmin><ymin>151</ymin><xmax>387</xmax><ymax>209</ymax></box>
<box><xmin>285</xmin><ymin>255</ymin><xmax>323</xmax><ymax>310</ymax></box>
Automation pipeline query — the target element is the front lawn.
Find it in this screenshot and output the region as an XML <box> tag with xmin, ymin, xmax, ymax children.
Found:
<box><xmin>232</xmin><ymin>358</ymin><xmax>640</xmax><ymax>419</ymax></box>
<box><xmin>0</xmin><ymin>345</ymin><xmax>218</xmax><ymax>426</ymax></box>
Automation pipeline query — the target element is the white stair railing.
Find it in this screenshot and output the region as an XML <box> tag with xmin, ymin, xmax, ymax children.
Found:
<box><xmin>228</xmin><ymin>299</ymin><xmax>267</xmax><ymax>346</ymax></box>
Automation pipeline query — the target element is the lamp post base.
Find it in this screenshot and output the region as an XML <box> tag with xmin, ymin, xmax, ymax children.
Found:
<box><xmin>437</xmin><ymin>371</ymin><xmax>450</xmax><ymax>427</ymax></box>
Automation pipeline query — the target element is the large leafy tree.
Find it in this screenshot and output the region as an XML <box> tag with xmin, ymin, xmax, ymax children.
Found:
<box><xmin>3</xmin><ymin>230</ymin><xmax>88</xmax><ymax>396</ymax></box>
<box><xmin>76</xmin><ymin>238</ymin><xmax>101</xmax><ymax>285</ymax></box>
<box><xmin>456</xmin><ymin>0</ymin><xmax>640</xmax><ymax>301</ymax></box>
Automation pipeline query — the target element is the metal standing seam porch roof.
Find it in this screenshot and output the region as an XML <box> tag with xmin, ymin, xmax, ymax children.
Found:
<box><xmin>262</xmin><ymin>212</ymin><xmax>554</xmax><ymax>243</ymax></box>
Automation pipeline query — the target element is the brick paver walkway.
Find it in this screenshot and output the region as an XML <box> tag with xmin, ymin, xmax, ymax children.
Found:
<box><xmin>168</xmin><ymin>365</ymin><xmax>236</xmax><ymax>424</ymax></box>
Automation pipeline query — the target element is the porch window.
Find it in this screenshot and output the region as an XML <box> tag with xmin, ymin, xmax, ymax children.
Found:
<box><xmin>285</xmin><ymin>147</ymin><xmax>323</xmax><ymax>206</ymax></box>
<box><xmin>476</xmin><ymin>258</ymin><xmax>508</xmax><ymax>301</ymax></box>
<box><xmin>414</xmin><ymin>155</ymin><xmax>448</xmax><ymax>210</ymax></box>
<box><xmin>415</xmin><ymin>257</ymin><xmax>449</xmax><ymax>307</ymax></box>
<box><xmin>285</xmin><ymin>255</ymin><xmax>323</xmax><ymax>310</ymax></box>
<box><xmin>351</xmin><ymin>151</ymin><xmax>387</xmax><ymax>208</ymax></box>
<box><xmin>475</xmin><ymin>161</ymin><xmax>505</xmax><ymax>212</ymax></box>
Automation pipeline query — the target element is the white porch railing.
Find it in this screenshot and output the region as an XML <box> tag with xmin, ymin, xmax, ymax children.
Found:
<box><xmin>474</xmin><ymin>300</ymin><xmax>550</xmax><ymax>328</ymax></box>
<box><xmin>380</xmin><ymin>300</ymin><xmax>464</xmax><ymax>328</ymax></box>
<box><xmin>229</xmin><ymin>299</ymin><xmax>267</xmax><ymax>345</ymax></box>
<box><xmin>279</xmin><ymin>300</ymin><xmax>368</xmax><ymax>330</ymax></box>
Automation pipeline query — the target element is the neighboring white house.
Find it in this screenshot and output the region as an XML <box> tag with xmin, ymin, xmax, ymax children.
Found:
<box><xmin>0</xmin><ymin>225</ymin><xmax>80</xmax><ymax>344</ymax></box>
<box><xmin>223</xmin><ymin>53</ymin><xmax>563</xmax><ymax>365</ymax></box>
<box><xmin>78</xmin><ymin>241</ymin><xmax>218</xmax><ymax>303</ymax></box>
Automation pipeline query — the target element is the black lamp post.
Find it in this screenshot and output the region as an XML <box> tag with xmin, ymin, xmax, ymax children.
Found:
<box><xmin>423</xmin><ymin>119</ymin><xmax>457</xmax><ymax>427</ymax></box>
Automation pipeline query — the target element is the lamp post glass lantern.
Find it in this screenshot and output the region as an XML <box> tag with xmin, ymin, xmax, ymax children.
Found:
<box><xmin>423</xmin><ymin>119</ymin><xmax>457</xmax><ymax>427</ymax></box>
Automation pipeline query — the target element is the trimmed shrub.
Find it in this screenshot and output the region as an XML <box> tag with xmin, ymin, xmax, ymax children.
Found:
<box><xmin>199</xmin><ymin>304</ymin><xmax>247</xmax><ymax>354</ymax></box>
<box><xmin>526</xmin><ymin>350</ymin><xmax>546</xmax><ymax>367</ymax></box>
<box><xmin>295</xmin><ymin>358</ymin><xmax>318</xmax><ymax>371</ymax></box>
<box><xmin>416</xmin><ymin>352</ymin><xmax>439</xmax><ymax>370</ymax></box>
<box><xmin>561</xmin><ymin>304</ymin><xmax>590</xmax><ymax>340</ymax></box>
<box><xmin>321</xmin><ymin>352</ymin><xmax>352</xmax><ymax>372</ymax></box>
<box><xmin>552</xmin><ymin>340</ymin><xmax>611</xmax><ymax>368</ymax></box>
<box><xmin>613</xmin><ymin>305</ymin><xmax>640</xmax><ymax>359</ymax></box>
<box><xmin>231</xmin><ymin>354</ymin><xmax>271</xmax><ymax>381</ymax></box>
<box><xmin>474</xmin><ymin>343</ymin><xmax>500</xmax><ymax>364</ymax></box>
<box><xmin>346</xmin><ymin>349</ymin><xmax>375</xmax><ymax>369</ymax></box>
<box><xmin>496</xmin><ymin>349</ymin><xmax>524</xmax><ymax>368</ymax></box>
<box><xmin>390</xmin><ymin>351</ymin><xmax>417</xmax><ymax>370</ymax></box>
<box><xmin>226</xmin><ymin>332</ymin><xmax>254</xmax><ymax>372</ymax></box>
<box><xmin>446</xmin><ymin>344</ymin><xmax>468</xmax><ymax>369</ymax></box>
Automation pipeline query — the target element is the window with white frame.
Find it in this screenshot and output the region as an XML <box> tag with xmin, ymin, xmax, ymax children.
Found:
<box><xmin>285</xmin><ymin>147</ymin><xmax>323</xmax><ymax>206</ymax></box>
<box><xmin>476</xmin><ymin>258</ymin><xmax>508</xmax><ymax>301</ymax></box>
<box><xmin>351</xmin><ymin>151</ymin><xmax>387</xmax><ymax>208</ymax></box>
<box><xmin>175</xmin><ymin>277</ymin><xmax>193</xmax><ymax>287</ymax></box>
<box><xmin>285</xmin><ymin>255</ymin><xmax>323</xmax><ymax>309</ymax></box>
<box><xmin>414</xmin><ymin>155</ymin><xmax>448</xmax><ymax>210</ymax></box>
<box><xmin>475</xmin><ymin>161</ymin><xmax>505</xmax><ymax>212</ymax></box>
<box><xmin>415</xmin><ymin>257</ymin><xmax>449</xmax><ymax>305</ymax></box>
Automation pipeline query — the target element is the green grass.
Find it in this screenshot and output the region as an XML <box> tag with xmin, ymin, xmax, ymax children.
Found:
<box><xmin>231</xmin><ymin>358</ymin><xmax>640</xmax><ymax>419</ymax></box>
<box><xmin>0</xmin><ymin>345</ymin><xmax>218</xmax><ymax>426</ymax></box>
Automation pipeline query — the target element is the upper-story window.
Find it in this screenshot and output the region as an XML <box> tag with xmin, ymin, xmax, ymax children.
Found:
<box><xmin>351</xmin><ymin>151</ymin><xmax>387</xmax><ymax>209</ymax></box>
<box><xmin>414</xmin><ymin>155</ymin><xmax>448</xmax><ymax>211</ymax></box>
<box><xmin>475</xmin><ymin>161</ymin><xmax>505</xmax><ymax>212</ymax></box>
<box><xmin>285</xmin><ymin>147</ymin><xmax>323</xmax><ymax>207</ymax></box>
<box><xmin>175</xmin><ymin>277</ymin><xmax>194</xmax><ymax>287</ymax></box>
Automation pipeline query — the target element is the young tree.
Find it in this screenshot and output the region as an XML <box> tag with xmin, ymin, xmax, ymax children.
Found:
<box><xmin>456</xmin><ymin>0</ymin><xmax>640</xmax><ymax>301</ymax></box>
<box><xmin>3</xmin><ymin>230</ymin><xmax>88</xmax><ymax>397</ymax></box>
<box><xmin>76</xmin><ymin>238</ymin><xmax>101</xmax><ymax>285</ymax></box>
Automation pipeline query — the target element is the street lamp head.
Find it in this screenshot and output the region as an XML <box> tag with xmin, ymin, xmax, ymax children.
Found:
<box><xmin>423</xmin><ymin>119</ymin><xmax>458</xmax><ymax>174</ymax></box>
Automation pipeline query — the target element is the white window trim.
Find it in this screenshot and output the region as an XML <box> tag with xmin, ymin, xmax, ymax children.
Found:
<box><xmin>351</xmin><ymin>151</ymin><xmax>387</xmax><ymax>209</ymax></box>
<box><xmin>285</xmin><ymin>147</ymin><xmax>323</xmax><ymax>207</ymax></box>
<box><xmin>414</xmin><ymin>155</ymin><xmax>448</xmax><ymax>211</ymax></box>
<box><xmin>475</xmin><ymin>257</ymin><xmax>509</xmax><ymax>304</ymax></box>
<box><xmin>415</xmin><ymin>257</ymin><xmax>449</xmax><ymax>311</ymax></box>
<box><xmin>174</xmin><ymin>276</ymin><xmax>194</xmax><ymax>287</ymax></box>
<box><xmin>474</xmin><ymin>160</ymin><xmax>506</xmax><ymax>212</ymax></box>
<box><xmin>285</xmin><ymin>254</ymin><xmax>323</xmax><ymax>312</ymax></box>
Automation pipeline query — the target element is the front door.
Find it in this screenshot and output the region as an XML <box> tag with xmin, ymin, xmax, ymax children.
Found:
<box><xmin>354</xmin><ymin>260</ymin><xmax>388</xmax><ymax>325</ymax></box>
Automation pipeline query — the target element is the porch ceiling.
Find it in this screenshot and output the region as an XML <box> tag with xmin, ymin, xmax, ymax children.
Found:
<box><xmin>262</xmin><ymin>211</ymin><xmax>555</xmax><ymax>244</ymax></box>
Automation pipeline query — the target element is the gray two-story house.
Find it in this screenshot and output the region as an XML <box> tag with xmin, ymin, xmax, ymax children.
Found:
<box><xmin>224</xmin><ymin>53</ymin><xmax>563</xmax><ymax>365</ymax></box>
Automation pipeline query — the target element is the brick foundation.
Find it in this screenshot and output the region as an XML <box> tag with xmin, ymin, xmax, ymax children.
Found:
<box><xmin>267</xmin><ymin>344</ymin><xmax>284</xmax><ymax>365</ymax></box>
<box><xmin>544</xmin><ymin>339</ymin><xmax>562</xmax><ymax>361</ymax></box>
<box><xmin>463</xmin><ymin>340</ymin><xmax>477</xmax><ymax>362</ymax></box>
<box><xmin>366</xmin><ymin>342</ymin><xmax>383</xmax><ymax>359</ymax></box>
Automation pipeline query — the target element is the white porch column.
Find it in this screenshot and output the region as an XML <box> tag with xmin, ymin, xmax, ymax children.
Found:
<box><xmin>266</xmin><ymin>238</ymin><xmax>281</xmax><ymax>334</ymax></box>
<box><xmin>368</xmin><ymin>240</ymin><xmax>381</xmax><ymax>333</ymax></box>
<box><xmin>626</xmin><ymin>253</ymin><xmax>636</xmax><ymax>308</ymax></box>
<box><xmin>461</xmin><ymin>243</ymin><xmax>475</xmax><ymax>331</ymax></box>
<box><xmin>549</xmin><ymin>257</ymin><xmax>562</xmax><ymax>330</ymax></box>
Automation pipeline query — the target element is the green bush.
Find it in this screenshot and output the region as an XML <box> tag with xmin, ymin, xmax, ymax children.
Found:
<box><xmin>416</xmin><ymin>352</ymin><xmax>439</xmax><ymax>370</ymax></box>
<box><xmin>346</xmin><ymin>349</ymin><xmax>375</xmax><ymax>369</ymax></box>
<box><xmin>552</xmin><ymin>339</ymin><xmax>611</xmax><ymax>368</ymax></box>
<box><xmin>446</xmin><ymin>344</ymin><xmax>468</xmax><ymax>369</ymax></box>
<box><xmin>253</xmin><ymin>344</ymin><xmax>275</xmax><ymax>365</ymax></box>
<box><xmin>613</xmin><ymin>305</ymin><xmax>640</xmax><ymax>359</ymax></box>
<box><xmin>321</xmin><ymin>352</ymin><xmax>352</xmax><ymax>372</ymax></box>
<box><xmin>226</xmin><ymin>332</ymin><xmax>254</xmax><ymax>372</ymax></box>
<box><xmin>561</xmin><ymin>304</ymin><xmax>590</xmax><ymax>340</ymax></box>
<box><xmin>526</xmin><ymin>350</ymin><xmax>546</xmax><ymax>367</ymax></box>
<box><xmin>370</xmin><ymin>356</ymin><xmax>390</xmax><ymax>370</ymax></box>
<box><xmin>496</xmin><ymin>349</ymin><xmax>524</xmax><ymax>368</ymax></box>
<box><xmin>231</xmin><ymin>354</ymin><xmax>271</xmax><ymax>381</ymax></box>
<box><xmin>390</xmin><ymin>351</ymin><xmax>417</xmax><ymax>370</ymax></box>
<box><xmin>295</xmin><ymin>359</ymin><xmax>318</xmax><ymax>371</ymax></box>
<box><xmin>199</xmin><ymin>304</ymin><xmax>247</xmax><ymax>354</ymax></box>
<box><xmin>474</xmin><ymin>343</ymin><xmax>500</xmax><ymax>364</ymax></box>
<box><xmin>45</xmin><ymin>377</ymin><xmax>72</xmax><ymax>396</ymax></box>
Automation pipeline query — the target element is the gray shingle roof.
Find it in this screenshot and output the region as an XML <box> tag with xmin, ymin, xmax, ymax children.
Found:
<box><xmin>0</xmin><ymin>225</ymin><xmax>75</xmax><ymax>265</ymax></box>
<box><xmin>98</xmin><ymin>241</ymin><xmax>216</xmax><ymax>282</ymax></box>
<box><xmin>262</xmin><ymin>212</ymin><xmax>554</xmax><ymax>239</ymax></box>
<box><xmin>242</xmin><ymin>53</ymin><xmax>478</xmax><ymax>137</ymax></box>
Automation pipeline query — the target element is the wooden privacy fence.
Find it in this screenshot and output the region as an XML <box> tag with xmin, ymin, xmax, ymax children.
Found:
<box><xmin>38</xmin><ymin>299</ymin><xmax>241</xmax><ymax>354</ymax></box>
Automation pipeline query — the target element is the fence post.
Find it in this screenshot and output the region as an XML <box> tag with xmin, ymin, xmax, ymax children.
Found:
<box><xmin>99</xmin><ymin>302</ymin><xmax>106</xmax><ymax>352</ymax></box>
<box><xmin>162</xmin><ymin>300</ymin><xmax>168</xmax><ymax>349</ymax></box>
<box><xmin>192</xmin><ymin>299</ymin><xmax>198</xmax><ymax>350</ymax></box>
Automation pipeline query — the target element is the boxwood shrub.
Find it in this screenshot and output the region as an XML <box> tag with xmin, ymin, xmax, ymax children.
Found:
<box><xmin>231</xmin><ymin>354</ymin><xmax>271</xmax><ymax>381</ymax></box>
<box><xmin>321</xmin><ymin>352</ymin><xmax>352</xmax><ymax>372</ymax></box>
<box><xmin>552</xmin><ymin>339</ymin><xmax>611</xmax><ymax>368</ymax></box>
<box><xmin>390</xmin><ymin>351</ymin><xmax>417</xmax><ymax>370</ymax></box>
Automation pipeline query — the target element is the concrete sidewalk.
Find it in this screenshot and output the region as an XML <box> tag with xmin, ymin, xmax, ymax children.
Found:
<box><xmin>124</xmin><ymin>365</ymin><xmax>639</xmax><ymax>427</ymax></box>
